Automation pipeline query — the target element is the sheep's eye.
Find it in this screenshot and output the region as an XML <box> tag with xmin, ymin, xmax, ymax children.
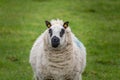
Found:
<box><xmin>60</xmin><ymin>29</ymin><xmax>65</xmax><ymax>37</ymax></box>
<box><xmin>49</xmin><ymin>29</ymin><xmax>52</xmax><ymax>37</ymax></box>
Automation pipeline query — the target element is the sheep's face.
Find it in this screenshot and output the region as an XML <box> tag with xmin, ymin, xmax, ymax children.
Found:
<box><xmin>45</xmin><ymin>21</ymin><xmax>69</xmax><ymax>48</ymax></box>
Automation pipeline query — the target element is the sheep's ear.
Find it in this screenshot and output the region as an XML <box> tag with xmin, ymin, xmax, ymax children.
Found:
<box><xmin>45</xmin><ymin>21</ymin><xmax>51</xmax><ymax>28</ymax></box>
<box><xmin>63</xmin><ymin>21</ymin><xmax>69</xmax><ymax>29</ymax></box>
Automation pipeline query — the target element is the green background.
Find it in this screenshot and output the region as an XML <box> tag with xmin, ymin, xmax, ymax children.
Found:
<box><xmin>0</xmin><ymin>0</ymin><xmax>120</xmax><ymax>80</ymax></box>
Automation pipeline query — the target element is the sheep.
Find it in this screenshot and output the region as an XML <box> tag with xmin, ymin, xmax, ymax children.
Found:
<box><xmin>29</xmin><ymin>19</ymin><xmax>86</xmax><ymax>80</ymax></box>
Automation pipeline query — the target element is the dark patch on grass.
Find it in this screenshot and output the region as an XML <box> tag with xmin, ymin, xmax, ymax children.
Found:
<box><xmin>90</xmin><ymin>70</ymin><xmax>97</xmax><ymax>75</ymax></box>
<box><xmin>83</xmin><ymin>70</ymin><xmax>97</xmax><ymax>76</ymax></box>
<box><xmin>6</xmin><ymin>56</ymin><xmax>18</xmax><ymax>62</ymax></box>
<box><xmin>96</xmin><ymin>60</ymin><xmax>117</xmax><ymax>65</ymax></box>
<box><xmin>32</xmin><ymin>0</ymin><xmax>49</xmax><ymax>2</ymax></box>
<box><xmin>83</xmin><ymin>71</ymin><xmax>88</xmax><ymax>76</ymax></box>
<box><xmin>85</xmin><ymin>9</ymin><xmax>96</xmax><ymax>13</ymax></box>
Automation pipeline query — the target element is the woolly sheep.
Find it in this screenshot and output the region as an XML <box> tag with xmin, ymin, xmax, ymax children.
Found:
<box><xmin>29</xmin><ymin>19</ymin><xmax>86</xmax><ymax>80</ymax></box>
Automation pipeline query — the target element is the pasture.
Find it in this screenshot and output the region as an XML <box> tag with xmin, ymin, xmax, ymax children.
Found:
<box><xmin>0</xmin><ymin>0</ymin><xmax>120</xmax><ymax>80</ymax></box>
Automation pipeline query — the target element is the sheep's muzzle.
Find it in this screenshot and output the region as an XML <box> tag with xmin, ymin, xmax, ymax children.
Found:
<box><xmin>51</xmin><ymin>36</ymin><xmax>60</xmax><ymax>48</ymax></box>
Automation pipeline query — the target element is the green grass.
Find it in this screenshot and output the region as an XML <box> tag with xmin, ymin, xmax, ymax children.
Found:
<box><xmin>0</xmin><ymin>0</ymin><xmax>120</xmax><ymax>80</ymax></box>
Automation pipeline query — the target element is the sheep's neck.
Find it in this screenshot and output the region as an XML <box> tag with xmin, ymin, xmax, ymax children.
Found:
<box><xmin>45</xmin><ymin>43</ymin><xmax>74</xmax><ymax>70</ymax></box>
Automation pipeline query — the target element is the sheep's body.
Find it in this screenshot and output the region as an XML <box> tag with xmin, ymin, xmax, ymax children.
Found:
<box><xmin>29</xmin><ymin>20</ymin><xmax>86</xmax><ymax>80</ymax></box>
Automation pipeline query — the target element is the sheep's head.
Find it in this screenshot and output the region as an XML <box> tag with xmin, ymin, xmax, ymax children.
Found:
<box><xmin>45</xmin><ymin>20</ymin><xmax>69</xmax><ymax>48</ymax></box>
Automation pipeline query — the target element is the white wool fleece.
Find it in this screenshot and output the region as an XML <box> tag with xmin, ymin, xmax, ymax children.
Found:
<box><xmin>29</xmin><ymin>19</ymin><xmax>86</xmax><ymax>80</ymax></box>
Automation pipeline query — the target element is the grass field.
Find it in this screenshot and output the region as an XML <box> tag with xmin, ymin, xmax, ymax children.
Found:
<box><xmin>0</xmin><ymin>0</ymin><xmax>120</xmax><ymax>80</ymax></box>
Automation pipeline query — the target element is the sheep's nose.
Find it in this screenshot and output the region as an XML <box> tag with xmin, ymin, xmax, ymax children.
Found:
<box><xmin>52</xmin><ymin>36</ymin><xmax>60</xmax><ymax>42</ymax></box>
<box><xmin>51</xmin><ymin>36</ymin><xmax>60</xmax><ymax>48</ymax></box>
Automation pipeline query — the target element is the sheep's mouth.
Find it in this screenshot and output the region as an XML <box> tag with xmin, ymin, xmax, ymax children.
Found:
<box><xmin>51</xmin><ymin>42</ymin><xmax>60</xmax><ymax>48</ymax></box>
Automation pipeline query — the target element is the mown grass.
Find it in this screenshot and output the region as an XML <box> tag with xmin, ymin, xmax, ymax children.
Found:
<box><xmin>0</xmin><ymin>0</ymin><xmax>120</xmax><ymax>80</ymax></box>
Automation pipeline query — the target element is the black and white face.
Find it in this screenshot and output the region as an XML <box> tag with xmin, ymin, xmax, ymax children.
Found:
<box><xmin>45</xmin><ymin>21</ymin><xmax>69</xmax><ymax>48</ymax></box>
